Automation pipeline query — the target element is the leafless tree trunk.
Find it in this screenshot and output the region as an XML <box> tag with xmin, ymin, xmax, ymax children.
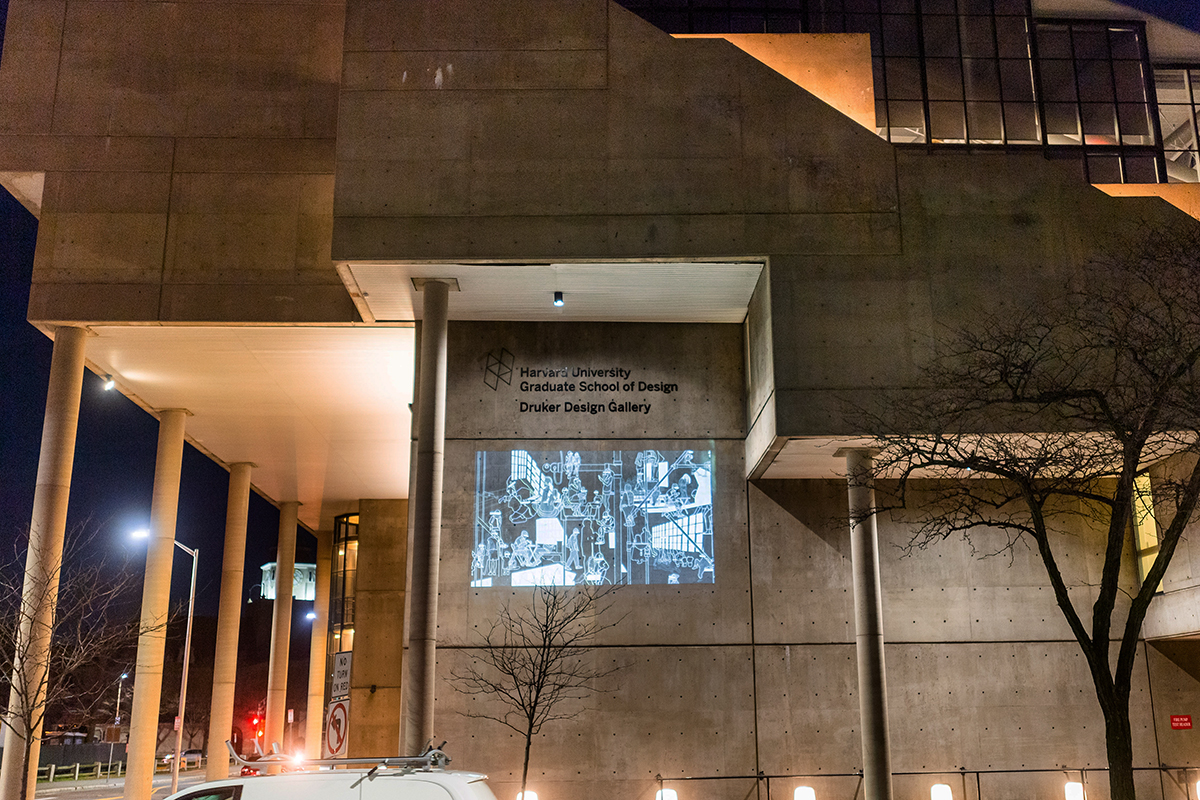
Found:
<box><xmin>448</xmin><ymin>585</ymin><xmax>625</xmax><ymax>798</ymax></box>
<box><xmin>859</xmin><ymin>225</ymin><xmax>1200</xmax><ymax>800</ymax></box>
<box><xmin>0</xmin><ymin>525</ymin><xmax>151</xmax><ymax>800</ymax></box>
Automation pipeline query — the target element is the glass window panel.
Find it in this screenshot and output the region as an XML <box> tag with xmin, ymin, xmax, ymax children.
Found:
<box><xmin>967</xmin><ymin>101</ymin><xmax>1003</xmax><ymax>141</ymax></box>
<box><xmin>887</xmin><ymin>100</ymin><xmax>926</xmax><ymax>141</ymax></box>
<box><xmin>1154</xmin><ymin>70</ymin><xmax>1189</xmax><ymax>104</ymax></box>
<box><xmin>1086</xmin><ymin>153</ymin><xmax>1121</xmax><ymax>183</ymax></box>
<box><xmin>846</xmin><ymin>13</ymin><xmax>882</xmax><ymax>53</ymax></box>
<box><xmin>995</xmin><ymin>16</ymin><xmax>1031</xmax><ymax>58</ymax></box>
<box><xmin>885</xmin><ymin>57</ymin><xmax>924</xmax><ymax>98</ymax></box>
<box><xmin>1003</xmin><ymin>101</ymin><xmax>1040</xmax><ymax>141</ymax></box>
<box><xmin>1118</xmin><ymin>102</ymin><xmax>1151</xmax><ymax>141</ymax></box>
<box><xmin>1081</xmin><ymin>103</ymin><xmax>1117</xmax><ymax>141</ymax></box>
<box><xmin>1036</xmin><ymin>26</ymin><xmax>1071</xmax><ymax>59</ymax></box>
<box><xmin>1112</xmin><ymin>61</ymin><xmax>1147</xmax><ymax>103</ymax></box>
<box><xmin>1158</xmin><ymin>104</ymin><xmax>1195</xmax><ymax>150</ymax></box>
<box><xmin>1192</xmin><ymin>71</ymin><xmax>1200</xmax><ymax>100</ymax></box>
<box><xmin>765</xmin><ymin>13</ymin><xmax>801</xmax><ymax>32</ymax></box>
<box><xmin>964</xmin><ymin>58</ymin><xmax>1000</xmax><ymax>101</ymax></box>
<box><xmin>999</xmin><ymin>59</ymin><xmax>1035</xmax><ymax>101</ymax></box>
<box><xmin>873</xmin><ymin>57</ymin><xmax>887</xmax><ymax>93</ymax></box>
<box><xmin>921</xmin><ymin>0</ymin><xmax>957</xmax><ymax>13</ymax></box>
<box><xmin>845</xmin><ymin>0</ymin><xmax>879</xmax><ymax>11</ymax></box>
<box><xmin>875</xmin><ymin>98</ymin><xmax>888</xmax><ymax>128</ymax></box>
<box><xmin>1164</xmin><ymin>150</ymin><xmax>1199</xmax><ymax>183</ymax></box>
<box><xmin>806</xmin><ymin>11</ymin><xmax>845</xmax><ymax>33</ymax></box>
<box><xmin>692</xmin><ymin>12</ymin><xmax>732</xmax><ymax>32</ymax></box>
<box><xmin>1076</xmin><ymin>60</ymin><xmax>1115</xmax><ymax>102</ymax></box>
<box><xmin>1124</xmin><ymin>155</ymin><xmax>1158</xmax><ymax>183</ymax></box>
<box><xmin>883</xmin><ymin>14</ymin><xmax>920</xmax><ymax>55</ymax></box>
<box><xmin>730</xmin><ymin>13</ymin><xmax>767</xmax><ymax>32</ymax></box>
<box><xmin>1071</xmin><ymin>27</ymin><xmax>1108</xmax><ymax>60</ymax></box>
<box><xmin>993</xmin><ymin>0</ymin><xmax>1026</xmax><ymax>14</ymax></box>
<box><xmin>1045</xmin><ymin>102</ymin><xmax>1080</xmax><ymax>140</ymax></box>
<box><xmin>921</xmin><ymin>15</ymin><xmax>960</xmax><ymax>57</ymax></box>
<box><xmin>1040</xmin><ymin>60</ymin><xmax>1077</xmax><ymax>101</ymax></box>
<box><xmin>929</xmin><ymin>101</ymin><xmax>966</xmax><ymax>140</ymax></box>
<box><xmin>884</xmin><ymin>0</ymin><xmax>916</xmax><ymax>11</ymax></box>
<box><xmin>926</xmin><ymin>58</ymin><xmax>964</xmax><ymax>99</ymax></box>
<box><xmin>960</xmin><ymin>0</ymin><xmax>991</xmax><ymax>14</ymax></box>
<box><xmin>959</xmin><ymin>15</ymin><xmax>995</xmax><ymax>57</ymax></box>
<box><xmin>887</xmin><ymin>99</ymin><xmax>924</xmax><ymax>127</ymax></box>
<box><xmin>1108</xmin><ymin>27</ymin><xmax>1141</xmax><ymax>60</ymax></box>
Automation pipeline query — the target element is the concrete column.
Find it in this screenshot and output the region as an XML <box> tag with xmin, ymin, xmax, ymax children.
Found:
<box><xmin>124</xmin><ymin>409</ymin><xmax>188</xmax><ymax>800</ymax></box>
<box><xmin>265</xmin><ymin>501</ymin><xmax>299</xmax><ymax>756</ymax></box>
<box><xmin>0</xmin><ymin>325</ymin><xmax>86</xmax><ymax>800</ymax></box>
<box><xmin>348</xmin><ymin>500</ymin><xmax>408</xmax><ymax>757</ymax></box>
<box><xmin>404</xmin><ymin>279</ymin><xmax>449</xmax><ymax>754</ymax></box>
<box><xmin>304</xmin><ymin>528</ymin><xmax>333</xmax><ymax>759</ymax></box>
<box><xmin>206</xmin><ymin>463</ymin><xmax>253</xmax><ymax>780</ymax></box>
<box><xmin>839</xmin><ymin>448</ymin><xmax>894</xmax><ymax>800</ymax></box>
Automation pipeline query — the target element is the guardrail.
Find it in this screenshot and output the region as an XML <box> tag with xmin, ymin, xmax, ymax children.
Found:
<box><xmin>36</xmin><ymin>761</ymin><xmax>124</xmax><ymax>782</ymax></box>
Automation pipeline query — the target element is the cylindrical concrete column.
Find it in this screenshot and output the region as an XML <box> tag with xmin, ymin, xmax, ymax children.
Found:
<box><xmin>0</xmin><ymin>326</ymin><xmax>86</xmax><ymax>800</ymax></box>
<box><xmin>841</xmin><ymin>448</ymin><xmax>894</xmax><ymax>800</ymax></box>
<box><xmin>206</xmin><ymin>463</ymin><xmax>253</xmax><ymax>780</ymax></box>
<box><xmin>265</xmin><ymin>501</ymin><xmax>299</xmax><ymax>757</ymax></box>
<box><xmin>124</xmin><ymin>409</ymin><xmax>188</xmax><ymax>800</ymax></box>
<box><xmin>304</xmin><ymin>528</ymin><xmax>333</xmax><ymax>759</ymax></box>
<box><xmin>404</xmin><ymin>279</ymin><xmax>449</xmax><ymax>753</ymax></box>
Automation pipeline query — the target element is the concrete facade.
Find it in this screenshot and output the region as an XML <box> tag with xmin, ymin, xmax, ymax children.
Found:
<box><xmin>5</xmin><ymin>1</ymin><xmax>1200</xmax><ymax>800</ymax></box>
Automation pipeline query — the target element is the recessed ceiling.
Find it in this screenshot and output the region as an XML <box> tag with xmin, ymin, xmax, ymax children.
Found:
<box><xmin>344</xmin><ymin>262</ymin><xmax>765</xmax><ymax>323</ymax></box>
<box><xmin>83</xmin><ymin>325</ymin><xmax>415</xmax><ymax>531</ymax></box>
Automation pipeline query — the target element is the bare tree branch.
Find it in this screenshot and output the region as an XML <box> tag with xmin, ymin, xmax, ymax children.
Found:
<box><xmin>448</xmin><ymin>585</ymin><xmax>626</xmax><ymax>796</ymax></box>
<box><xmin>855</xmin><ymin>222</ymin><xmax>1200</xmax><ymax>800</ymax></box>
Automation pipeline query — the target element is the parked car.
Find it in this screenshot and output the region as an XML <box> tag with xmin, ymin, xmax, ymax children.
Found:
<box><xmin>161</xmin><ymin>749</ymin><xmax>204</xmax><ymax>767</ymax></box>
<box><xmin>163</xmin><ymin>766</ymin><xmax>497</xmax><ymax>800</ymax></box>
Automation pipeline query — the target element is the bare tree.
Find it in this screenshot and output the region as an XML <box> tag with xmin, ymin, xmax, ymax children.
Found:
<box><xmin>448</xmin><ymin>585</ymin><xmax>625</xmax><ymax>798</ymax></box>
<box><xmin>0</xmin><ymin>526</ymin><xmax>148</xmax><ymax>800</ymax></box>
<box><xmin>860</xmin><ymin>225</ymin><xmax>1200</xmax><ymax>800</ymax></box>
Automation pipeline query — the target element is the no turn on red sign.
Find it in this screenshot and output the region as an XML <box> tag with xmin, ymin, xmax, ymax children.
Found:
<box><xmin>325</xmin><ymin>699</ymin><xmax>350</xmax><ymax>758</ymax></box>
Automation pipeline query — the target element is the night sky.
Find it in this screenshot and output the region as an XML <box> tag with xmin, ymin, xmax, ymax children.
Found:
<box><xmin>0</xmin><ymin>0</ymin><xmax>1196</xmax><ymax>615</ymax></box>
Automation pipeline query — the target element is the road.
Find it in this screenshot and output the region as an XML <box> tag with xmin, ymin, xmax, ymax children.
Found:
<box><xmin>36</xmin><ymin>771</ymin><xmax>212</xmax><ymax>800</ymax></box>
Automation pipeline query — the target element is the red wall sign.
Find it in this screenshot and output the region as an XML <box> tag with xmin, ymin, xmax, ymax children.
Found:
<box><xmin>1171</xmin><ymin>715</ymin><xmax>1192</xmax><ymax>730</ymax></box>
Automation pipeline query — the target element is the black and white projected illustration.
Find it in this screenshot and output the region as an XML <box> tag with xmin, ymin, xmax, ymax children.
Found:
<box><xmin>472</xmin><ymin>449</ymin><xmax>715</xmax><ymax>587</ymax></box>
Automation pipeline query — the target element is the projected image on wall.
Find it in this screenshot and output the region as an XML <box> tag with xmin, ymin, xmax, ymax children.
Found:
<box><xmin>472</xmin><ymin>449</ymin><xmax>715</xmax><ymax>587</ymax></box>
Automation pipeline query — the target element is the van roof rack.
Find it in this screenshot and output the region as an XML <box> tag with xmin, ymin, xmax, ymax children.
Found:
<box><xmin>225</xmin><ymin>741</ymin><xmax>451</xmax><ymax>771</ymax></box>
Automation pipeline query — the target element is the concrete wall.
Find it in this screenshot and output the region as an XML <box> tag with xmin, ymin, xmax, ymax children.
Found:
<box><xmin>424</xmin><ymin>320</ymin><xmax>1200</xmax><ymax>800</ymax></box>
<box><xmin>0</xmin><ymin>0</ymin><xmax>356</xmax><ymax>324</ymax></box>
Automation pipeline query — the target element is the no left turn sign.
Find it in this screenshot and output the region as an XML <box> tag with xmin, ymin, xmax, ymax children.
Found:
<box><xmin>325</xmin><ymin>699</ymin><xmax>349</xmax><ymax>758</ymax></box>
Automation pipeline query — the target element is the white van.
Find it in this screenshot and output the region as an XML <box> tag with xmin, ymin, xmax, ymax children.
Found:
<box><xmin>163</xmin><ymin>767</ymin><xmax>497</xmax><ymax>800</ymax></box>
<box><xmin>165</xmin><ymin>748</ymin><xmax>498</xmax><ymax>800</ymax></box>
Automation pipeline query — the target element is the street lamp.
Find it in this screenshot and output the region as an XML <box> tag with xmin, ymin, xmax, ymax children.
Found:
<box><xmin>115</xmin><ymin>672</ymin><xmax>128</xmax><ymax>724</ymax></box>
<box><xmin>132</xmin><ymin>528</ymin><xmax>198</xmax><ymax>795</ymax></box>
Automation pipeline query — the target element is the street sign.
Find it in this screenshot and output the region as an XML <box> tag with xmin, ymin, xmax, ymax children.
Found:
<box><xmin>173</xmin><ymin>716</ymin><xmax>181</xmax><ymax>731</ymax></box>
<box><xmin>324</xmin><ymin>699</ymin><xmax>350</xmax><ymax>758</ymax></box>
<box><xmin>331</xmin><ymin>651</ymin><xmax>352</xmax><ymax>699</ymax></box>
<box><xmin>1172</xmin><ymin>715</ymin><xmax>1192</xmax><ymax>729</ymax></box>
<box><xmin>287</xmin><ymin>708</ymin><xmax>294</xmax><ymax>723</ymax></box>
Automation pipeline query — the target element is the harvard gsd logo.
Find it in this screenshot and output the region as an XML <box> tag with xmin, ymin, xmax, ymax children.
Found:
<box><xmin>484</xmin><ymin>348</ymin><xmax>514</xmax><ymax>390</ymax></box>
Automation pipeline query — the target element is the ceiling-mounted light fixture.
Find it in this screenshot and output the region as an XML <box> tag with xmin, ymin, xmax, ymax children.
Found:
<box><xmin>103</xmin><ymin>374</ymin><xmax>116</xmax><ymax>391</ymax></box>
<box><xmin>553</xmin><ymin>291</ymin><xmax>564</xmax><ymax>307</ymax></box>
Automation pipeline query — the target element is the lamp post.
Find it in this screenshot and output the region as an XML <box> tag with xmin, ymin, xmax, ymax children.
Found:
<box><xmin>115</xmin><ymin>672</ymin><xmax>128</xmax><ymax>724</ymax></box>
<box><xmin>132</xmin><ymin>529</ymin><xmax>198</xmax><ymax>795</ymax></box>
